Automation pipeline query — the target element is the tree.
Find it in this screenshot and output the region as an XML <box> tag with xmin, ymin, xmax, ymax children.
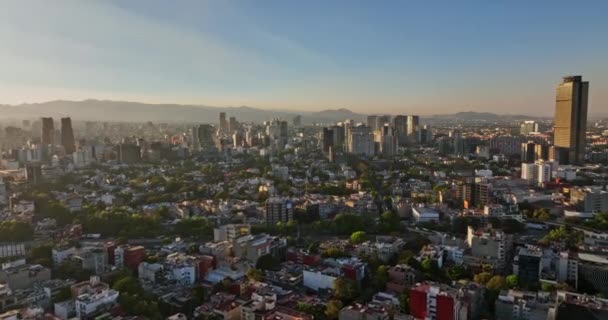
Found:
<box><xmin>446</xmin><ymin>265</ymin><xmax>468</xmax><ymax>281</ymax></box>
<box><xmin>532</xmin><ymin>208</ymin><xmax>551</xmax><ymax>222</ymax></box>
<box><xmin>486</xmin><ymin>275</ymin><xmax>507</xmax><ymax>292</ymax></box>
<box><xmin>501</xmin><ymin>219</ymin><xmax>525</xmax><ymax>234</ymax></box>
<box><xmin>350</xmin><ymin>231</ymin><xmax>368</xmax><ymax>244</ymax></box>
<box><xmin>256</xmin><ymin>254</ymin><xmax>280</xmax><ymax>271</ymax></box>
<box><xmin>333</xmin><ymin>277</ymin><xmax>358</xmax><ymax>302</ymax></box>
<box><xmin>397</xmin><ymin>250</ymin><xmax>415</xmax><ymax>264</ymax></box>
<box><xmin>506</xmin><ymin>275</ymin><xmax>519</xmax><ymax>289</ymax></box>
<box><xmin>404</xmin><ymin>235</ymin><xmax>431</xmax><ymax>252</ymax></box>
<box><xmin>399</xmin><ymin>291</ymin><xmax>410</xmax><ymax>314</ymax></box>
<box><xmin>372</xmin><ymin>265</ymin><xmax>389</xmax><ymax>291</ymax></box>
<box><xmin>541</xmin><ymin>282</ymin><xmax>556</xmax><ymax>292</ymax></box>
<box><xmin>192</xmin><ymin>285</ymin><xmax>206</xmax><ymax>305</ymax></box>
<box><xmin>29</xmin><ymin>244</ymin><xmax>53</xmax><ymax>267</ymax></box>
<box><xmin>297</xmin><ymin>303</ymin><xmax>326</xmax><ymax>320</ymax></box>
<box><xmin>421</xmin><ymin>257</ymin><xmax>433</xmax><ymax>273</ymax></box>
<box><xmin>0</xmin><ymin>220</ymin><xmax>34</xmax><ymax>242</ymax></box>
<box><xmin>246</xmin><ymin>268</ymin><xmax>263</xmax><ymax>282</ymax></box>
<box><xmin>112</xmin><ymin>276</ymin><xmax>143</xmax><ymax>296</ymax></box>
<box><xmin>473</xmin><ymin>272</ymin><xmax>492</xmax><ymax>285</ymax></box>
<box><xmin>53</xmin><ymin>261</ymin><xmax>93</xmax><ymax>282</ymax></box>
<box><xmin>173</xmin><ymin>217</ymin><xmax>212</xmax><ymax>239</ymax></box>
<box><xmin>540</xmin><ymin>226</ymin><xmax>582</xmax><ymax>248</ymax></box>
<box><xmin>307</xmin><ymin>241</ymin><xmax>320</xmax><ymax>254</ymax></box>
<box><xmin>325</xmin><ymin>300</ymin><xmax>343</xmax><ymax>320</ymax></box>
<box><xmin>322</xmin><ymin>247</ymin><xmax>348</xmax><ymax>259</ymax></box>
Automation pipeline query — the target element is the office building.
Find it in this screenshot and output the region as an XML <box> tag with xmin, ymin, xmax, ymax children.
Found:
<box><xmin>367</xmin><ymin>115</ymin><xmax>378</xmax><ymax>131</ymax></box>
<box><xmin>219</xmin><ymin>112</ymin><xmax>227</xmax><ymax>131</ymax></box>
<box><xmin>41</xmin><ymin>117</ymin><xmax>54</xmax><ymax>145</ymax></box>
<box><xmin>332</xmin><ymin>124</ymin><xmax>346</xmax><ymax>150</ymax></box>
<box><xmin>25</xmin><ymin>162</ymin><xmax>43</xmax><ymax>184</ymax></box>
<box><xmin>475</xmin><ymin>181</ymin><xmax>492</xmax><ymax>207</ymax></box>
<box><xmin>393</xmin><ymin>115</ymin><xmax>408</xmax><ymax>146</ymax></box>
<box><xmin>570</xmin><ymin>186</ymin><xmax>608</xmax><ymax>213</ymax></box>
<box><xmin>420</xmin><ymin>124</ymin><xmax>433</xmax><ymax>144</ymax></box>
<box><xmin>513</xmin><ymin>246</ymin><xmax>542</xmax><ymax>289</ymax></box>
<box><xmin>265</xmin><ymin>197</ymin><xmax>293</xmax><ymax>226</ymax></box>
<box><xmin>266</xmin><ymin>119</ymin><xmax>289</xmax><ymax>151</ymax></box>
<box><xmin>534</xmin><ymin>144</ymin><xmax>548</xmax><ymax>161</ymax></box>
<box><xmin>467</xmin><ymin>226</ymin><xmax>512</xmax><ymax>271</ymax></box>
<box><xmin>376</xmin><ymin>115</ymin><xmax>391</xmax><ymax>129</ymax></box>
<box><xmin>407</xmin><ymin>115</ymin><xmax>420</xmax><ymax>144</ymax></box>
<box><xmin>60</xmin><ymin>117</ymin><xmax>75</xmax><ymax>154</ymax></box>
<box><xmin>554</xmin><ymin>75</ymin><xmax>588</xmax><ymax>165</ymax></box>
<box><xmin>322</xmin><ymin>128</ymin><xmax>334</xmax><ymax>154</ymax></box>
<box><xmin>0</xmin><ymin>178</ymin><xmax>7</xmax><ymax>207</ymax></box>
<box><xmin>347</xmin><ymin>125</ymin><xmax>374</xmax><ymax>156</ymax></box>
<box><xmin>521</xmin><ymin>141</ymin><xmax>536</xmax><ymax>163</ymax></box>
<box><xmin>198</xmin><ymin>124</ymin><xmax>216</xmax><ymax>149</ymax></box>
<box><xmin>117</xmin><ymin>143</ymin><xmax>141</xmax><ymax>164</ymax></box>
<box><xmin>229</xmin><ymin>116</ymin><xmax>238</xmax><ymax>132</ymax></box>
<box><xmin>373</xmin><ymin>125</ymin><xmax>396</xmax><ymax>156</ymax></box>
<box><xmin>521</xmin><ymin>161</ymin><xmax>553</xmax><ymax>186</ymax></box>
<box><xmin>520</xmin><ymin>120</ymin><xmax>540</xmax><ymax>135</ymax></box>
<box><xmin>556</xmin><ymin>251</ymin><xmax>578</xmax><ymax>289</ymax></box>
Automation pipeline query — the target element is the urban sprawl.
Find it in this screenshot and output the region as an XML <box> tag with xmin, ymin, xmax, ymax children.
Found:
<box><xmin>0</xmin><ymin>76</ymin><xmax>607</xmax><ymax>320</ymax></box>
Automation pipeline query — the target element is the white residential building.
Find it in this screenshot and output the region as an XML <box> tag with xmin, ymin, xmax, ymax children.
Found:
<box><xmin>171</xmin><ymin>265</ymin><xmax>196</xmax><ymax>286</ymax></box>
<box><xmin>75</xmin><ymin>289</ymin><xmax>119</xmax><ymax>319</ymax></box>
<box><xmin>303</xmin><ymin>267</ymin><xmax>339</xmax><ymax>291</ymax></box>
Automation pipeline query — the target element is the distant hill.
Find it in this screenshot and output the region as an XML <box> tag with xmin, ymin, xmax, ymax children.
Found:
<box><xmin>0</xmin><ymin>100</ymin><xmax>366</xmax><ymax>124</ymax></box>
<box><xmin>425</xmin><ymin>111</ymin><xmax>545</xmax><ymax>121</ymax></box>
<box><xmin>0</xmin><ymin>100</ymin><xmax>565</xmax><ymax>124</ymax></box>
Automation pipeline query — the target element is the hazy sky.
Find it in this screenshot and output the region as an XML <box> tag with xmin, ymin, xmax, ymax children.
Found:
<box><xmin>1</xmin><ymin>0</ymin><xmax>607</xmax><ymax>115</ymax></box>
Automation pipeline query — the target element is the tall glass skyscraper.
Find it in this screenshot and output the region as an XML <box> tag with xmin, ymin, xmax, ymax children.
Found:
<box><xmin>554</xmin><ymin>75</ymin><xmax>588</xmax><ymax>165</ymax></box>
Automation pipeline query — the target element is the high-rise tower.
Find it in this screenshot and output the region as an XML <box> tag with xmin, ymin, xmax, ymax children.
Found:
<box><xmin>219</xmin><ymin>112</ymin><xmax>227</xmax><ymax>131</ymax></box>
<box><xmin>61</xmin><ymin>117</ymin><xmax>76</xmax><ymax>154</ymax></box>
<box><xmin>554</xmin><ymin>75</ymin><xmax>588</xmax><ymax>165</ymax></box>
<box><xmin>41</xmin><ymin>117</ymin><xmax>54</xmax><ymax>145</ymax></box>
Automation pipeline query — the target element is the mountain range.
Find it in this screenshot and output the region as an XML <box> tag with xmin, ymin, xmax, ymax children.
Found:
<box><xmin>0</xmin><ymin>99</ymin><xmax>563</xmax><ymax>124</ymax></box>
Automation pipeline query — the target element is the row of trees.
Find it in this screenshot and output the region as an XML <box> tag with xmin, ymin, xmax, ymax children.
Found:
<box><xmin>0</xmin><ymin>220</ymin><xmax>33</xmax><ymax>242</ymax></box>
<box><xmin>565</xmin><ymin>211</ymin><xmax>608</xmax><ymax>231</ymax></box>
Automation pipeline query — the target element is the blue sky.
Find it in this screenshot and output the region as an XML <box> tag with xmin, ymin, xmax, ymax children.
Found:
<box><xmin>0</xmin><ymin>0</ymin><xmax>606</xmax><ymax>115</ymax></box>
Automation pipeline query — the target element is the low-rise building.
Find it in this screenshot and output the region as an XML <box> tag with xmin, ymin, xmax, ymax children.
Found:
<box><xmin>409</xmin><ymin>283</ymin><xmax>469</xmax><ymax>320</ymax></box>
<box><xmin>495</xmin><ymin>290</ymin><xmax>552</xmax><ymax>320</ymax></box>
<box><xmin>412</xmin><ymin>207</ymin><xmax>439</xmax><ymax>224</ymax></box>
<box><xmin>75</xmin><ymin>289</ymin><xmax>119</xmax><ymax>319</ymax></box>
<box><xmin>0</xmin><ymin>264</ymin><xmax>51</xmax><ymax>290</ymax></box>
<box><xmin>339</xmin><ymin>303</ymin><xmax>389</xmax><ymax>320</ymax></box>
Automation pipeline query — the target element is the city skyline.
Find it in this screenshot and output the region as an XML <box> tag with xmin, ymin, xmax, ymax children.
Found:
<box><xmin>1</xmin><ymin>0</ymin><xmax>607</xmax><ymax>116</ymax></box>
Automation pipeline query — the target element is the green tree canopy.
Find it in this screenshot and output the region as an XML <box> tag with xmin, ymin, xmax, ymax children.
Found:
<box><xmin>246</xmin><ymin>268</ymin><xmax>263</xmax><ymax>282</ymax></box>
<box><xmin>112</xmin><ymin>276</ymin><xmax>143</xmax><ymax>296</ymax></box>
<box><xmin>350</xmin><ymin>231</ymin><xmax>368</xmax><ymax>244</ymax></box>
<box><xmin>256</xmin><ymin>254</ymin><xmax>281</xmax><ymax>271</ymax></box>
<box><xmin>486</xmin><ymin>275</ymin><xmax>507</xmax><ymax>292</ymax></box>
<box><xmin>506</xmin><ymin>275</ymin><xmax>519</xmax><ymax>288</ymax></box>
<box><xmin>325</xmin><ymin>300</ymin><xmax>343</xmax><ymax>320</ymax></box>
<box><xmin>473</xmin><ymin>272</ymin><xmax>493</xmax><ymax>285</ymax></box>
<box><xmin>333</xmin><ymin>277</ymin><xmax>359</xmax><ymax>303</ymax></box>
